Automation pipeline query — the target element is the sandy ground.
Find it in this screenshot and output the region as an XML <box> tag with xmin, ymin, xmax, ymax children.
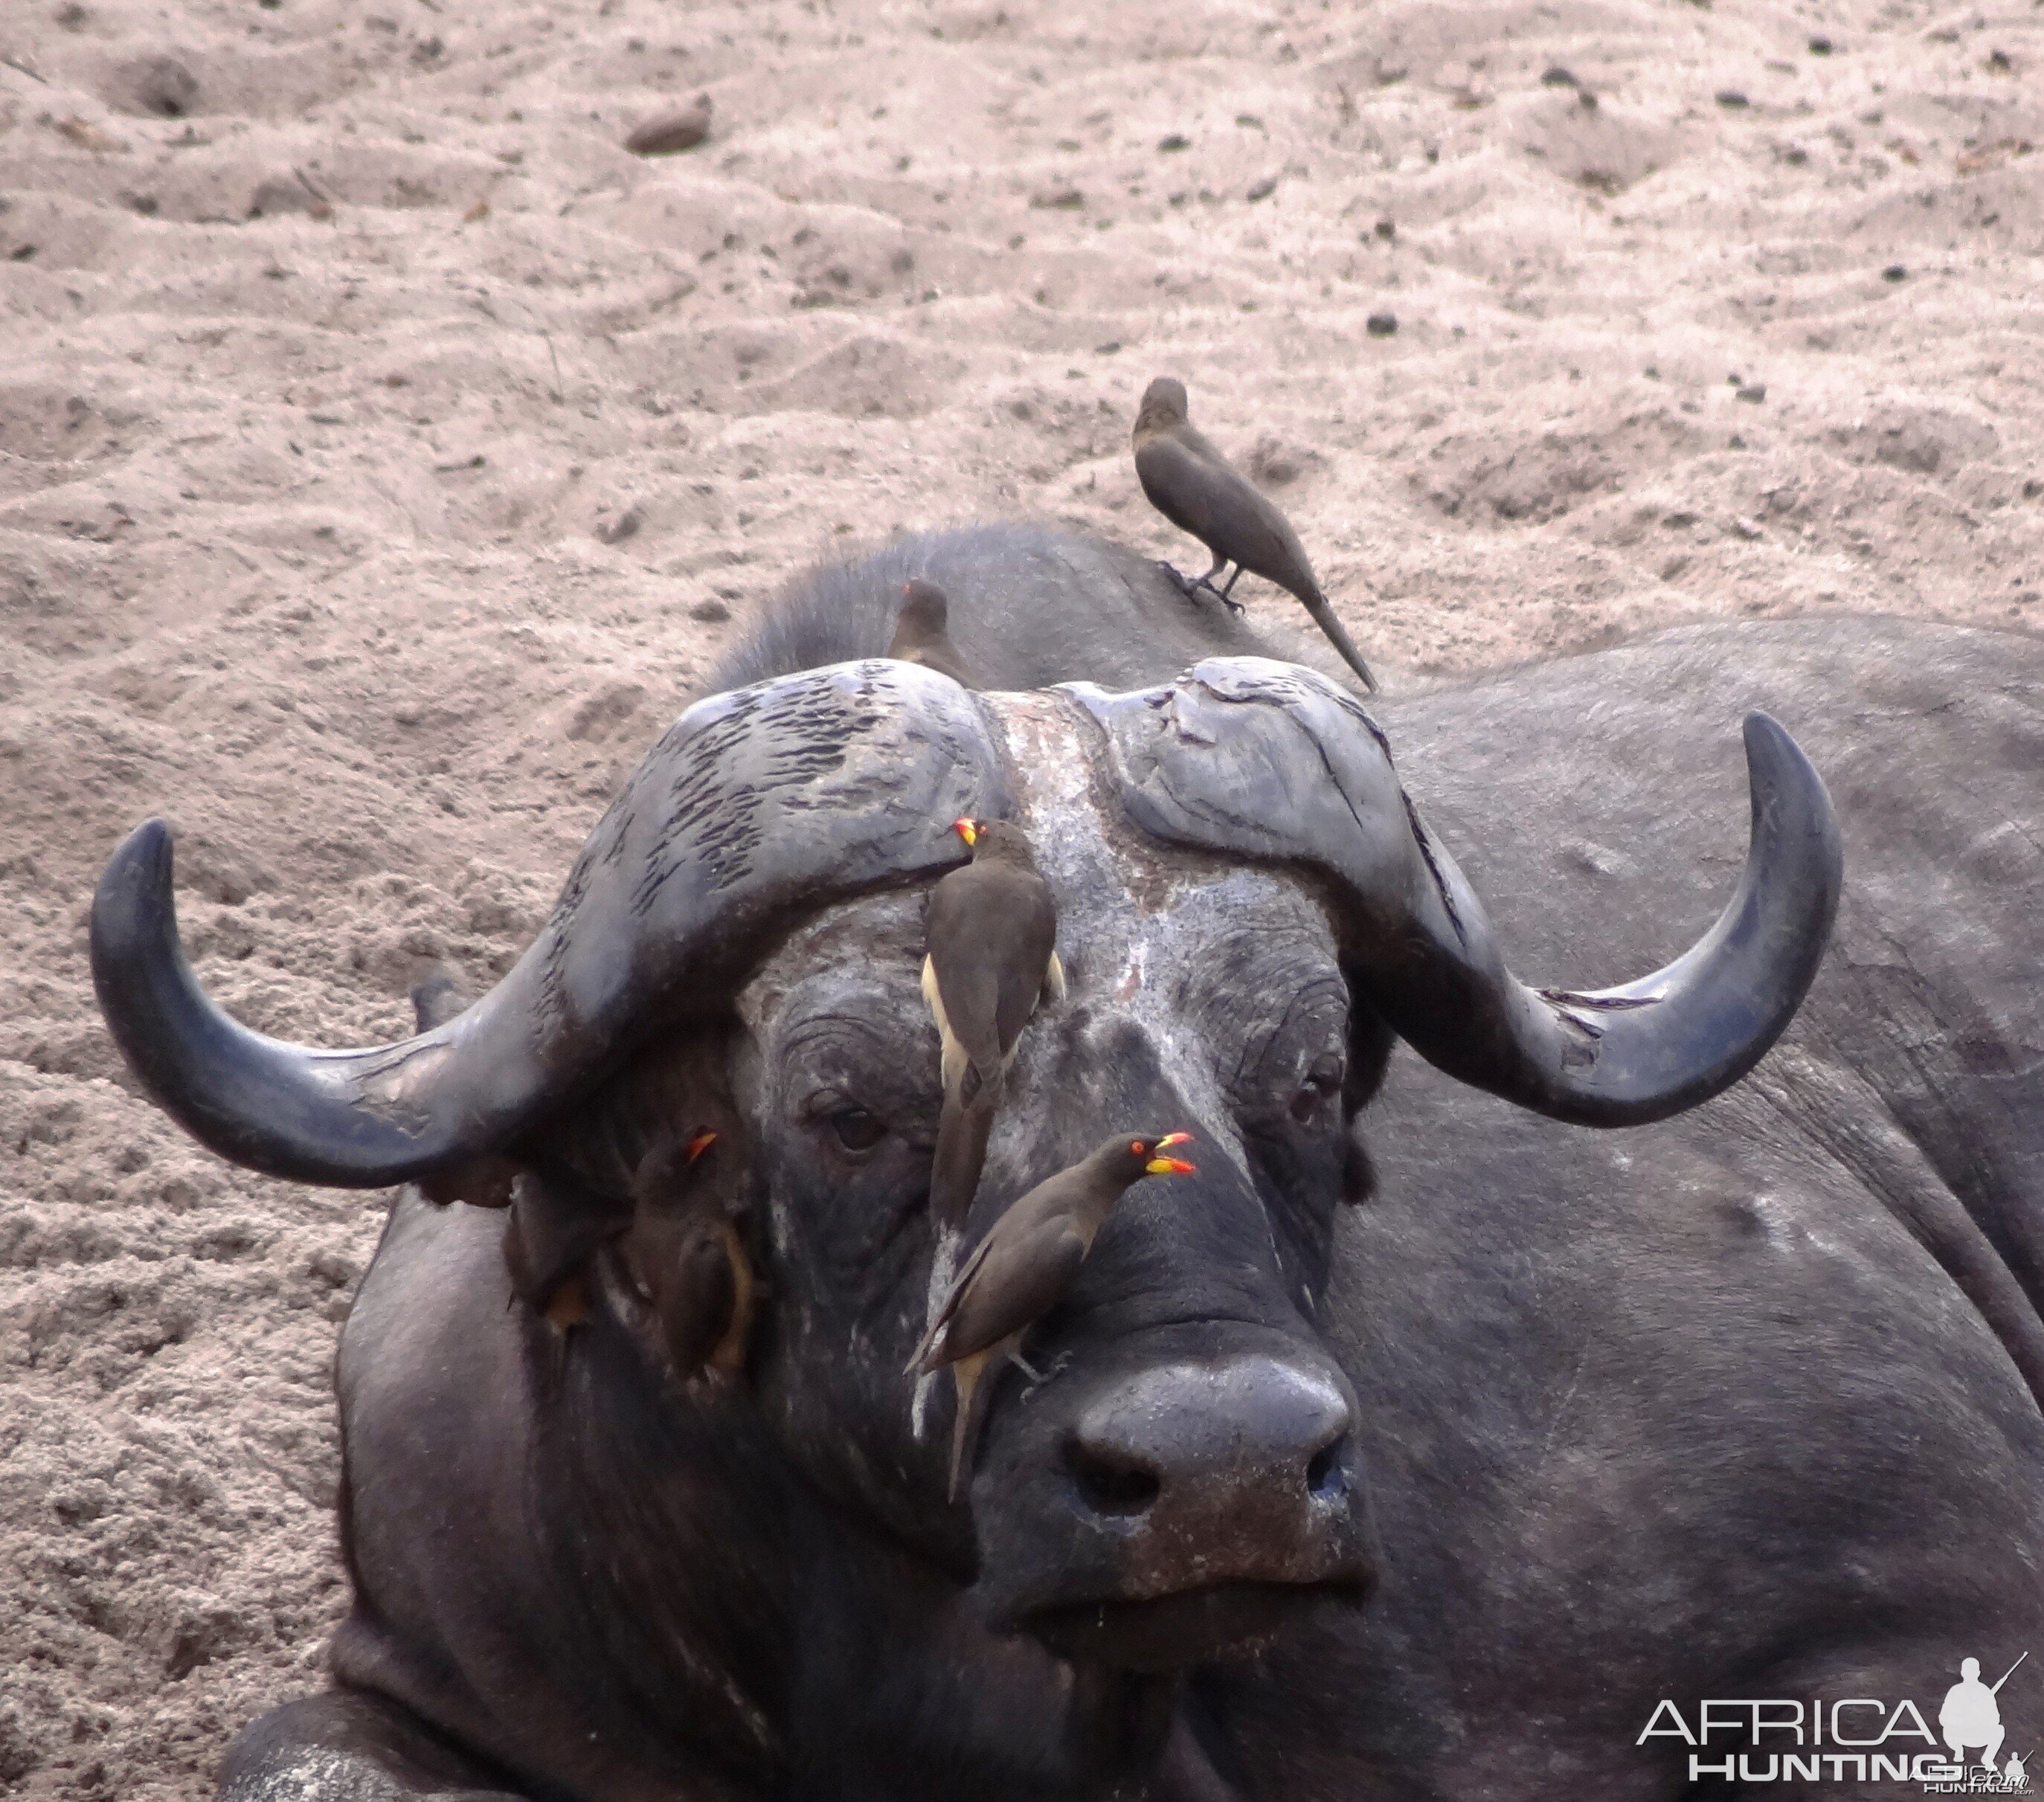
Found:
<box><xmin>1</xmin><ymin>0</ymin><xmax>2040</xmax><ymax>1792</ymax></box>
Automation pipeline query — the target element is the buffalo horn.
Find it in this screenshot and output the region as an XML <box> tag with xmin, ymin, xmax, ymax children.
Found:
<box><xmin>1068</xmin><ymin>658</ymin><xmax>1841</xmax><ymax>1127</ymax></box>
<box><xmin>90</xmin><ymin>662</ymin><xmax>1006</xmax><ymax>1185</ymax></box>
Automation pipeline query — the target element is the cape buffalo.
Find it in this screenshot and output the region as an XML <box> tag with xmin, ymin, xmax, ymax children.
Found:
<box><xmin>88</xmin><ymin>525</ymin><xmax>2043</xmax><ymax>1800</ymax></box>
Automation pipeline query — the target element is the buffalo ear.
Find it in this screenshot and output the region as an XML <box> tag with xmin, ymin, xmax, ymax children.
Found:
<box><xmin>504</xmin><ymin>1171</ymin><xmax>629</xmax><ymax>1310</ymax></box>
<box><xmin>421</xmin><ymin>1156</ymin><xmax>519</xmax><ymax>1209</ymax></box>
<box><xmin>408</xmin><ymin>970</ymin><xmax>524</xmax><ymax>1207</ymax></box>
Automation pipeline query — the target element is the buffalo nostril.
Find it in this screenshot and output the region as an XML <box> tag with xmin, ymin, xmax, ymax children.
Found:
<box><xmin>1064</xmin><ymin>1439</ymin><xmax>1163</xmax><ymax>1518</ymax></box>
<box><xmin>1306</xmin><ymin>1435</ymin><xmax>1349</xmax><ymax>1499</ymax></box>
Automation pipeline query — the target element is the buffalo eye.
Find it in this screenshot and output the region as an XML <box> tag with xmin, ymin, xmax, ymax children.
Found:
<box><xmin>1288</xmin><ymin>1051</ymin><xmax>1346</xmax><ymax>1125</ymax></box>
<box><xmin>824</xmin><ymin>1104</ymin><xmax>887</xmax><ymax>1153</ymax></box>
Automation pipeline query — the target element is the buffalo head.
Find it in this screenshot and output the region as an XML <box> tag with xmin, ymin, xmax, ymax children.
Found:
<box><xmin>89</xmin><ymin>656</ymin><xmax>1839</xmax><ymax>1677</ymax></box>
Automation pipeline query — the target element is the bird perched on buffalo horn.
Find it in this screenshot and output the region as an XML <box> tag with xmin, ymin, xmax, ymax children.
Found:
<box><xmin>623</xmin><ymin>1129</ymin><xmax>755</xmax><ymax>1380</ymax></box>
<box><xmin>922</xmin><ymin>817</ymin><xmax>1064</xmax><ymax>1226</ymax></box>
<box><xmin>910</xmin><ymin>1133</ymin><xmax>1197</xmax><ymax>1498</ymax></box>
<box><xmin>1131</xmin><ymin>376</ymin><xmax>1379</xmax><ymax>692</ymax></box>
<box><xmin>886</xmin><ymin>580</ymin><xmax>974</xmax><ymax>688</ymax></box>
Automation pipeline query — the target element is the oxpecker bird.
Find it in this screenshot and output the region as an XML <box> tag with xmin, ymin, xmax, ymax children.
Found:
<box><xmin>1131</xmin><ymin>375</ymin><xmax>1379</xmax><ymax>692</ymax></box>
<box><xmin>921</xmin><ymin>817</ymin><xmax>1064</xmax><ymax>1225</ymax></box>
<box><xmin>886</xmin><ymin>579</ymin><xmax>974</xmax><ymax>688</ymax></box>
<box><xmin>510</xmin><ymin>1127</ymin><xmax>719</xmax><ymax>1340</ymax></box>
<box><xmin>910</xmin><ymin>1132</ymin><xmax>1198</xmax><ymax>1497</ymax></box>
<box><xmin>620</xmin><ymin>1128</ymin><xmax>754</xmax><ymax>1379</ymax></box>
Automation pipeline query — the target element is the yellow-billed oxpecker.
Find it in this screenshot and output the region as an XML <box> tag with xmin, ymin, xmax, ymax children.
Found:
<box><xmin>921</xmin><ymin>817</ymin><xmax>1064</xmax><ymax>1226</ymax></box>
<box><xmin>622</xmin><ymin>1128</ymin><xmax>755</xmax><ymax>1380</ymax></box>
<box><xmin>911</xmin><ymin>1132</ymin><xmax>1198</xmax><ymax>1498</ymax></box>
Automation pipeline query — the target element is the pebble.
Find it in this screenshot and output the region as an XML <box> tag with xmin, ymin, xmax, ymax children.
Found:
<box><xmin>1737</xmin><ymin>384</ymin><xmax>1767</xmax><ymax>403</ymax></box>
<box><xmin>690</xmin><ymin>597</ymin><xmax>731</xmax><ymax>624</ymax></box>
<box><xmin>626</xmin><ymin>94</ymin><xmax>712</xmax><ymax>156</ymax></box>
<box><xmin>1715</xmin><ymin>89</ymin><xmax>1750</xmax><ymax>109</ymax></box>
<box><xmin>247</xmin><ymin>176</ymin><xmax>331</xmax><ymax>222</ymax></box>
<box><xmin>1245</xmin><ymin>176</ymin><xmax>1278</xmax><ymax>202</ymax></box>
<box><xmin>1366</xmin><ymin>311</ymin><xmax>1398</xmax><ymax>338</ymax></box>
<box><xmin>1807</xmin><ymin>35</ymin><xmax>1834</xmax><ymax>54</ymax></box>
<box><xmin>123</xmin><ymin>54</ymin><xmax>199</xmax><ymax>119</ymax></box>
<box><xmin>1157</xmin><ymin>133</ymin><xmax>1190</xmax><ymax>152</ymax></box>
<box><xmin>1541</xmin><ymin>65</ymin><xmax>1579</xmax><ymax>88</ymax></box>
<box><xmin>1882</xmin><ymin>263</ymin><xmax>1907</xmax><ymax>282</ymax></box>
<box><xmin>1374</xmin><ymin>217</ymin><xmax>1395</xmax><ymax>240</ymax></box>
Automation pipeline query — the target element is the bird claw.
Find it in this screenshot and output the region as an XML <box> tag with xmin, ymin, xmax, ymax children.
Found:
<box><xmin>1157</xmin><ymin>561</ymin><xmax>1245</xmax><ymax>617</ymax></box>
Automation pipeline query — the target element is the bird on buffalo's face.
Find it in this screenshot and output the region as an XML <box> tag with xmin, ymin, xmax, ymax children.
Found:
<box><xmin>910</xmin><ymin>1132</ymin><xmax>1198</xmax><ymax>1499</ymax></box>
<box><xmin>512</xmin><ymin>1127</ymin><xmax>723</xmax><ymax>1343</ymax></box>
<box><xmin>885</xmin><ymin>579</ymin><xmax>974</xmax><ymax>688</ymax></box>
<box><xmin>620</xmin><ymin>1128</ymin><xmax>756</xmax><ymax>1380</ymax></box>
<box><xmin>1131</xmin><ymin>375</ymin><xmax>1380</xmax><ymax>692</ymax></box>
<box><xmin>921</xmin><ymin>817</ymin><xmax>1065</xmax><ymax>1227</ymax></box>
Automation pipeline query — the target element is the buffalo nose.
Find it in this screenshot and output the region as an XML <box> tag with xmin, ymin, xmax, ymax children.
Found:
<box><xmin>1064</xmin><ymin>1356</ymin><xmax>1357</xmax><ymax>1576</ymax></box>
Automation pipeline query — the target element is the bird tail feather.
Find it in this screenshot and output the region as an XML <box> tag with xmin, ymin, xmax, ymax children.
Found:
<box><xmin>948</xmin><ymin>1357</ymin><xmax>986</xmax><ymax>1501</ymax></box>
<box><xmin>1299</xmin><ymin>585</ymin><xmax>1380</xmax><ymax>693</ymax></box>
<box><xmin>931</xmin><ymin>1069</ymin><xmax>1001</xmax><ymax>1226</ymax></box>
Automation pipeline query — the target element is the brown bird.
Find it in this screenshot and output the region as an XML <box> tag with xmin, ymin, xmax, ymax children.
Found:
<box><xmin>910</xmin><ymin>1132</ymin><xmax>1198</xmax><ymax>1497</ymax></box>
<box><xmin>1131</xmin><ymin>376</ymin><xmax>1379</xmax><ymax>692</ymax></box>
<box><xmin>621</xmin><ymin>1129</ymin><xmax>756</xmax><ymax>1379</ymax></box>
<box><xmin>922</xmin><ymin>817</ymin><xmax>1064</xmax><ymax>1225</ymax></box>
<box><xmin>510</xmin><ymin>1127</ymin><xmax>719</xmax><ymax>1339</ymax></box>
<box><xmin>886</xmin><ymin>579</ymin><xmax>974</xmax><ymax>688</ymax></box>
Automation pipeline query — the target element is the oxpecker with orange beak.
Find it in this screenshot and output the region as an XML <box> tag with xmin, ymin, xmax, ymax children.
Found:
<box><xmin>911</xmin><ymin>1133</ymin><xmax>1198</xmax><ymax>1497</ymax></box>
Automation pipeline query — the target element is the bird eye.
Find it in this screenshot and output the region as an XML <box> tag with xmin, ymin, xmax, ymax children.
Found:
<box><xmin>825</xmin><ymin>1106</ymin><xmax>886</xmax><ymax>1153</ymax></box>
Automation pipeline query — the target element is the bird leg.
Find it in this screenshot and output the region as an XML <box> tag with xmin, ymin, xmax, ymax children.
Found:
<box><xmin>1189</xmin><ymin>552</ymin><xmax>1246</xmax><ymax>613</ymax></box>
<box><xmin>1155</xmin><ymin>556</ymin><xmax>1241</xmax><ymax>615</ymax></box>
<box><xmin>1009</xmin><ymin>1350</ymin><xmax>1048</xmax><ymax>1386</ymax></box>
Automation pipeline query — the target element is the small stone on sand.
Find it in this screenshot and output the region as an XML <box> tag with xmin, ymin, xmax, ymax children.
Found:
<box><xmin>626</xmin><ymin>96</ymin><xmax>712</xmax><ymax>156</ymax></box>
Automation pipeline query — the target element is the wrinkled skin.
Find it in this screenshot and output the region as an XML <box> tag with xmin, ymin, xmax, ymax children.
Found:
<box><xmin>175</xmin><ymin>530</ymin><xmax>2038</xmax><ymax>1801</ymax></box>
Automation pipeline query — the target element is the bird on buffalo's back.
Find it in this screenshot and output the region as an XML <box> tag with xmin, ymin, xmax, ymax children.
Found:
<box><xmin>910</xmin><ymin>1132</ymin><xmax>1198</xmax><ymax>1498</ymax></box>
<box><xmin>885</xmin><ymin>579</ymin><xmax>974</xmax><ymax>688</ymax></box>
<box><xmin>921</xmin><ymin>817</ymin><xmax>1064</xmax><ymax>1226</ymax></box>
<box><xmin>1131</xmin><ymin>375</ymin><xmax>1379</xmax><ymax>692</ymax></box>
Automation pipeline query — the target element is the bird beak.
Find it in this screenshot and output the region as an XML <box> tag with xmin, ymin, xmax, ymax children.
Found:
<box><xmin>951</xmin><ymin>817</ymin><xmax>977</xmax><ymax>847</ymax></box>
<box><xmin>684</xmin><ymin>1129</ymin><xmax>717</xmax><ymax>1164</ymax></box>
<box><xmin>1146</xmin><ymin>1133</ymin><xmax>1196</xmax><ymax>1175</ymax></box>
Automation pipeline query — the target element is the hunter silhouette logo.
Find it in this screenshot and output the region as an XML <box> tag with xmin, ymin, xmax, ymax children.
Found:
<box><xmin>1637</xmin><ymin>1651</ymin><xmax>2031</xmax><ymax>1791</ymax></box>
<box><xmin>1941</xmin><ymin>1656</ymin><xmax>2025</xmax><ymax>1774</ymax></box>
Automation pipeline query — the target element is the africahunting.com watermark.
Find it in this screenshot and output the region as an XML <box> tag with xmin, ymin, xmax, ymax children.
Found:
<box><xmin>1639</xmin><ymin>1654</ymin><xmax>2029</xmax><ymax>1792</ymax></box>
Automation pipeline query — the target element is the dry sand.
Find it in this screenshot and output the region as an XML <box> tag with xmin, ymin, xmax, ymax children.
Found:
<box><xmin>1</xmin><ymin>0</ymin><xmax>2040</xmax><ymax>1792</ymax></box>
